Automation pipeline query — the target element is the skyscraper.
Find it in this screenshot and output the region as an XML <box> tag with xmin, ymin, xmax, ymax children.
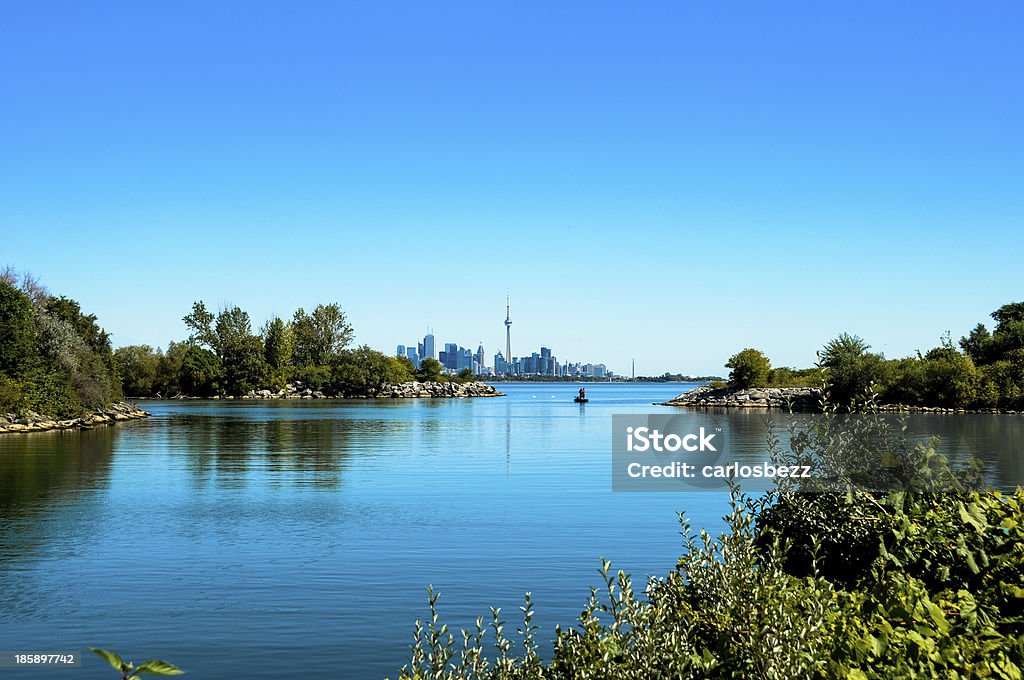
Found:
<box><xmin>504</xmin><ymin>296</ymin><xmax>512</xmax><ymax>374</ymax></box>
<box><xmin>423</xmin><ymin>332</ymin><xmax>435</xmax><ymax>361</ymax></box>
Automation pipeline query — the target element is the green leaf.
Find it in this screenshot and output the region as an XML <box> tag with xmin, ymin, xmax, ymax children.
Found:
<box><xmin>958</xmin><ymin>502</ymin><xmax>986</xmax><ymax>532</ymax></box>
<box><xmin>90</xmin><ymin>648</ymin><xmax>126</xmax><ymax>672</ymax></box>
<box><xmin>926</xmin><ymin>602</ymin><xmax>951</xmax><ymax>634</ymax></box>
<box><xmin>133</xmin><ymin>659</ymin><xmax>185</xmax><ymax>676</ymax></box>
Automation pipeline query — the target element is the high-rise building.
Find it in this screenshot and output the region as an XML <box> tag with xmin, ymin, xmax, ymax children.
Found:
<box><xmin>397</xmin><ymin>344</ymin><xmax>406</xmax><ymax>358</ymax></box>
<box><xmin>474</xmin><ymin>344</ymin><xmax>485</xmax><ymax>371</ymax></box>
<box><xmin>406</xmin><ymin>347</ymin><xmax>420</xmax><ymax>368</ymax></box>
<box><xmin>504</xmin><ymin>297</ymin><xmax>512</xmax><ymax>374</ymax></box>
<box><xmin>423</xmin><ymin>333</ymin><xmax>435</xmax><ymax>361</ymax></box>
<box><xmin>457</xmin><ymin>347</ymin><xmax>473</xmax><ymax>372</ymax></box>
<box><xmin>540</xmin><ymin>347</ymin><xmax>553</xmax><ymax>375</ymax></box>
<box><xmin>441</xmin><ymin>342</ymin><xmax>459</xmax><ymax>370</ymax></box>
<box><xmin>494</xmin><ymin>351</ymin><xmax>508</xmax><ymax>374</ymax></box>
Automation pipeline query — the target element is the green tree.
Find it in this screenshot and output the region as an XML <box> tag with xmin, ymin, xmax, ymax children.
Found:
<box><xmin>214</xmin><ymin>306</ymin><xmax>267</xmax><ymax>395</ymax></box>
<box><xmin>960</xmin><ymin>323</ymin><xmax>994</xmax><ymax>365</ymax></box>
<box><xmin>1</xmin><ymin>277</ymin><xmax>118</xmax><ymax>414</ymax></box>
<box><xmin>292</xmin><ymin>303</ymin><xmax>353</xmax><ymax>367</ymax></box>
<box><xmin>819</xmin><ymin>333</ymin><xmax>884</xmax><ymax>407</ymax></box>
<box><xmin>333</xmin><ymin>345</ymin><xmax>393</xmax><ymax>396</ymax></box>
<box><xmin>388</xmin><ymin>356</ymin><xmax>415</xmax><ymax>384</ymax></box>
<box><xmin>182</xmin><ymin>301</ymin><xmax>216</xmax><ymax>350</ymax></box>
<box><xmin>725</xmin><ymin>348</ymin><xmax>771</xmax><ymax>389</ymax></box>
<box><xmin>920</xmin><ymin>345</ymin><xmax>980</xmax><ymax>408</ymax></box>
<box><xmin>156</xmin><ymin>342</ymin><xmax>188</xmax><ymax>396</ymax></box>
<box><xmin>179</xmin><ymin>345</ymin><xmax>222</xmax><ymax>398</ymax></box>
<box><xmin>0</xmin><ymin>281</ymin><xmax>38</xmax><ymax>376</ymax></box>
<box><xmin>114</xmin><ymin>345</ymin><xmax>161</xmax><ymax>397</ymax></box>
<box><xmin>44</xmin><ymin>296</ymin><xmax>112</xmax><ymax>359</ymax></box>
<box><xmin>261</xmin><ymin>316</ymin><xmax>293</xmax><ymax>370</ymax></box>
<box><xmin>416</xmin><ymin>357</ymin><xmax>444</xmax><ymax>382</ymax></box>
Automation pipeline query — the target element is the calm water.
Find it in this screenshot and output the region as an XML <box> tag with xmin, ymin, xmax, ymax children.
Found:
<box><xmin>1</xmin><ymin>383</ymin><xmax>1022</xmax><ymax>679</ymax></box>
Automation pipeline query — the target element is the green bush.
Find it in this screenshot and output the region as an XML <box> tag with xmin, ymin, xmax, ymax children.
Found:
<box><xmin>820</xmin><ymin>333</ymin><xmax>885</xmax><ymax>409</ymax></box>
<box><xmin>725</xmin><ymin>348</ymin><xmax>771</xmax><ymax>389</ymax></box>
<box><xmin>392</xmin><ymin>406</ymin><xmax>1024</xmax><ymax>679</ymax></box>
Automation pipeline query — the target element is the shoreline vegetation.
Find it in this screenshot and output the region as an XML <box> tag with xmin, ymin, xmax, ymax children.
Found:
<box><xmin>664</xmin><ymin>385</ymin><xmax>1024</xmax><ymax>414</ymax></box>
<box><xmin>144</xmin><ymin>379</ymin><xmax>504</xmax><ymax>400</ymax></box>
<box><xmin>689</xmin><ymin>301</ymin><xmax>1024</xmax><ymax>414</ymax></box>
<box><xmin>393</xmin><ymin>404</ymin><xmax>1024</xmax><ymax>679</ymax></box>
<box><xmin>1</xmin><ymin>270</ymin><xmax>505</xmax><ymax>433</ymax></box>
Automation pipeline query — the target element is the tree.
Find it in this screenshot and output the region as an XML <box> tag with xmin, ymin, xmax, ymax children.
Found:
<box><xmin>262</xmin><ymin>316</ymin><xmax>293</xmax><ymax>371</ymax></box>
<box><xmin>920</xmin><ymin>345</ymin><xmax>980</xmax><ymax>408</ymax></box>
<box><xmin>333</xmin><ymin>345</ymin><xmax>393</xmax><ymax>396</ymax></box>
<box><xmin>292</xmin><ymin>303</ymin><xmax>353</xmax><ymax>367</ymax></box>
<box><xmin>214</xmin><ymin>306</ymin><xmax>267</xmax><ymax>395</ymax></box>
<box><xmin>416</xmin><ymin>357</ymin><xmax>444</xmax><ymax>383</ymax></box>
<box><xmin>0</xmin><ymin>281</ymin><xmax>39</xmax><ymax>376</ymax></box>
<box><xmin>819</xmin><ymin>333</ymin><xmax>884</xmax><ymax>407</ymax></box>
<box><xmin>725</xmin><ymin>348</ymin><xmax>771</xmax><ymax>389</ymax></box>
<box><xmin>179</xmin><ymin>345</ymin><xmax>222</xmax><ymax>398</ymax></box>
<box><xmin>114</xmin><ymin>345</ymin><xmax>161</xmax><ymax>397</ymax></box>
<box><xmin>44</xmin><ymin>296</ymin><xmax>112</xmax><ymax>359</ymax></box>
<box><xmin>182</xmin><ymin>301</ymin><xmax>217</xmax><ymax>350</ymax></box>
<box><xmin>156</xmin><ymin>342</ymin><xmax>189</xmax><ymax>396</ymax></box>
<box><xmin>456</xmin><ymin>367</ymin><xmax>474</xmax><ymax>382</ymax></box>
<box><xmin>960</xmin><ymin>323</ymin><xmax>994</xmax><ymax>365</ymax></box>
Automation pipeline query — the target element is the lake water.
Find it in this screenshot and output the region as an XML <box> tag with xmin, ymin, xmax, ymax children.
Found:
<box><xmin>2</xmin><ymin>383</ymin><xmax>1022</xmax><ymax>679</ymax></box>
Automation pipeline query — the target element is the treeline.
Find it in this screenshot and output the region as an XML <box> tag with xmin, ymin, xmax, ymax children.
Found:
<box><xmin>634</xmin><ymin>373</ymin><xmax>724</xmax><ymax>383</ymax></box>
<box><xmin>0</xmin><ymin>271</ymin><xmax>120</xmax><ymax>417</ymax></box>
<box><xmin>723</xmin><ymin>301</ymin><xmax>1024</xmax><ymax>410</ymax></box>
<box><xmin>114</xmin><ymin>301</ymin><xmax>467</xmax><ymax>399</ymax></box>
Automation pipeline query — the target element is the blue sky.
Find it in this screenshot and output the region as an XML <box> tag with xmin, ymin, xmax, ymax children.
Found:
<box><xmin>2</xmin><ymin>2</ymin><xmax>1021</xmax><ymax>375</ymax></box>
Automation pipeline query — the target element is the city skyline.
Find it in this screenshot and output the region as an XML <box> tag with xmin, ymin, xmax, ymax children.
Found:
<box><xmin>396</xmin><ymin>300</ymin><xmax>615</xmax><ymax>377</ymax></box>
<box><xmin>2</xmin><ymin>3</ymin><xmax>1021</xmax><ymax>375</ymax></box>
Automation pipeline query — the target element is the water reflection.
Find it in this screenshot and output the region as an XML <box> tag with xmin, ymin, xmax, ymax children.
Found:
<box><xmin>680</xmin><ymin>408</ymin><xmax>1024</xmax><ymax>491</ymax></box>
<box><xmin>0</xmin><ymin>428</ymin><xmax>117</xmax><ymax>519</ymax></box>
<box><xmin>162</xmin><ymin>406</ymin><xmax>406</xmax><ymax>490</ymax></box>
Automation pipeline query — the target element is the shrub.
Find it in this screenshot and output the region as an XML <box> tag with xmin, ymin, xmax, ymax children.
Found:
<box><xmin>724</xmin><ymin>348</ymin><xmax>771</xmax><ymax>389</ymax></box>
<box><xmin>392</xmin><ymin>403</ymin><xmax>1023</xmax><ymax>679</ymax></box>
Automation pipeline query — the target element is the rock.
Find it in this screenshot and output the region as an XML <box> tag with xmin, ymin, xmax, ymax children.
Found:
<box><xmin>664</xmin><ymin>386</ymin><xmax>821</xmax><ymax>411</ymax></box>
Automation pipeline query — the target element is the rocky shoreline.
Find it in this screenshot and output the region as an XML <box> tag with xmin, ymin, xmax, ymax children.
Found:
<box><xmin>662</xmin><ymin>385</ymin><xmax>1023</xmax><ymax>415</ymax></box>
<box><xmin>0</xmin><ymin>402</ymin><xmax>150</xmax><ymax>434</ymax></box>
<box><xmin>664</xmin><ymin>386</ymin><xmax>821</xmax><ymax>411</ymax></box>
<box><xmin>159</xmin><ymin>380</ymin><xmax>505</xmax><ymax>400</ymax></box>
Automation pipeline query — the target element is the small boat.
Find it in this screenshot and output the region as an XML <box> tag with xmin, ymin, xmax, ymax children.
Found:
<box><xmin>574</xmin><ymin>397</ymin><xmax>589</xmax><ymax>403</ymax></box>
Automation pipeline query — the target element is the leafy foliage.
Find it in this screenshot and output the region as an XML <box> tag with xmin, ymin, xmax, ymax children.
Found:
<box><xmin>291</xmin><ymin>303</ymin><xmax>353</xmax><ymax>367</ymax></box>
<box><xmin>90</xmin><ymin>648</ymin><xmax>183</xmax><ymax>679</ymax></box>
<box><xmin>725</xmin><ymin>348</ymin><xmax>771</xmax><ymax>389</ymax></box>
<box><xmin>332</xmin><ymin>345</ymin><xmax>403</xmax><ymax>396</ymax></box>
<box><xmin>721</xmin><ymin>302</ymin><xmax>1024</xmax><ymax>411</ymax></box>
<box><xmin>393</xmin><ymin>406</ymin><xmax>1024</xmax><ymax>679</ymax></box>
<box><xmin>416</xmin><ymin>357</ymin><xmax>445</xmax><ymax>383</ymax></box>
<box><xmin>0</xmin><ymin>273</ymin><xmax>119</xmax><ymax>417</ymax></box>
<box><xmin>819</xmin><ymin>333</ymin><xmax>885</xmax><ymax>408</ymax></box>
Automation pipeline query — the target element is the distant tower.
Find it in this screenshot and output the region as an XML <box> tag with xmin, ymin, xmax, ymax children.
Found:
<box><xmin>504</xmin><ymin>296</ymin><xmax>512</xmax><ymax>373</ymax></box>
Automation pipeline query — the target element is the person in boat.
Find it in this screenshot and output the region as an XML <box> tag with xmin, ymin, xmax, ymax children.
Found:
<box><xmin>578</xmin><ymin>388</ymin><xmax>586</xmax><ymax>400</ymax></box>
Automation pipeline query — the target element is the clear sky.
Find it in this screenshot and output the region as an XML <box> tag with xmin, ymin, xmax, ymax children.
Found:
<box><xmin>2</xmin><ymin>2</ymin><xmax>1021</xmax><ymax>376</ymax></box>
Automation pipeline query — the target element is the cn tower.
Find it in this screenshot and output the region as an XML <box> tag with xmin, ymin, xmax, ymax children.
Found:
<box><xmin>504</xmin><ymin>295</ymin><xmax>512</xmax><ymax>371</ymax></box>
